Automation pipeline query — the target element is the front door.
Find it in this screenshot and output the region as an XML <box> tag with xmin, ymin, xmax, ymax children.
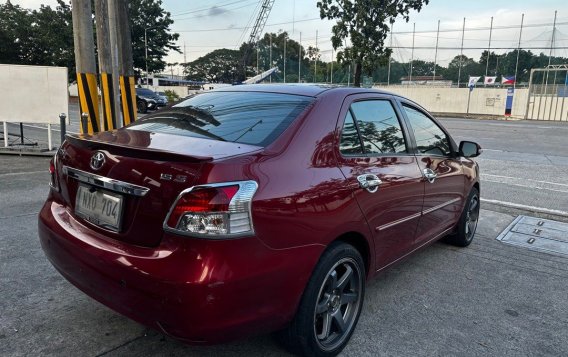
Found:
<box><xmin>335</xmin><ymin>96</ymin><xmax>425</xmax><ymax>270</ymax></box>
<box><xmin>399</xmin><ymin>103</ymin><xmax>465</xmax><ymax>246</ymax></box>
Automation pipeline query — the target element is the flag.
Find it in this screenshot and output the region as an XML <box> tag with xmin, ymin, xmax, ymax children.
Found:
<box><xmin>484</xmin><ymin>76</ymin><xmax>497</xmax><ymax>85</ymax></box>
<box><xmin>502</xmin><ymin>76</ymin><xmax>516</xmax><ymax>85</ymax></box>
<box><xmin>468</xmin><ymin>76</ymin><xmax>481</xmax><ymax>86</ymax></box>
<box><xmin>468</xmin><ymin>76</ymin><xmax>481</xmax><ymax>91</ymax></box>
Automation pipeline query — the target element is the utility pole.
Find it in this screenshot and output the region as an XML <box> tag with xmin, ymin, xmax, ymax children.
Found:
<box><xmin>283</xmin><ymin>35</ymin><xmax>287</xmax><ymax>83</ymax></box>
<box><xmin>269</xmin><ymin>34</ymin><xmax>272</xmax><ymax>83</ymax></box>
<box><xmin>513</xmin><ymin>14</ymin><xmax>524</xmax><ymax>89</ymax></box>
<box><xmin>298</xmin><ymin>32</ymin><xmax>302</xmax><ymax>83</ymax></box>
<box><xmin>71</xmin><ymin>0</ymin><xmax>100</xmax><ymax>134</ymax></box>
<box><xmin>116</xmin><ymin>0</ymin><xmax>137</xmax><ymax>125</ymax></box>
<box><xmin>457</xmin><ymin>17</ymin><xmax>466</xmax><ymax>88</ymax></box>
<box><xmin>409</xmin><ymin>22</ymin><xmax>415</xmax><ymax>87</ymax></box>
<box><xmin>433</xmin><ymin>20</ymin><xmax>440</xmax><ymax>82</ymax></box>
<box><xmin>106</xmin><ymin>1</ymin><xmax>123</xmax><ymax>128</ymax></box>
<box><xmin>387</xmin><ymin>24</ymin><xmax>393</xmax><ymax>86</ymax></box>
<box><xmin>331</xmin><ymin>48</ymin><xmax>334</xmax><ymax>84</ymax></box>
<box><xmin>315</xmin><ymin>30</ymin><xmax>318</xmax><ymax>83</ymax></box>
<box><xmin>485</xmin><ymin>17</ymin><xmax>493</xmax><ymax>83</ymax></box>
<box><xmin>94</xmin><ymin>0</ymin><xmax>115</xmax><ymax>131</ymax></box>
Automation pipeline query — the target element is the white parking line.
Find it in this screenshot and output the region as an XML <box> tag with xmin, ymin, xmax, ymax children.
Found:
<box><xmin>483</xmin><ymin>174</ymin><xmax>568</xmax><ymax>188</ymax></box>
<box><xmin>0</xmin><ymin>170</ymin><xmax>47</xmax><ymax>177</ymax></box>
<box><xmin>481</xmin><ymin>198</ymin><xmax>568</xmax><ymax>217</ymax></box>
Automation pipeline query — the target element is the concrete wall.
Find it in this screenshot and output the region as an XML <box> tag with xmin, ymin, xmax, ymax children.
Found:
<box><xmin>373</xmin><ymin>86</ymin><xmax>529</xmax><ymax>119</ymax></box>
<box><xmin>0</xmin><ymin>64</ymin><xmax>69</xmax><ymax>124</ymax></box>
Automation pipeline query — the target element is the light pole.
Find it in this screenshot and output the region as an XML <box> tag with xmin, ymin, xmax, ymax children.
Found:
<box><xmin>144</xmin><ymin>26</ymin><xmax>157</xmax><ymax>88</ymax></box>
<box><xmin>144</xmin><ymin>27</ymin><xmax>148</xmax><ymax>87</ymax></box>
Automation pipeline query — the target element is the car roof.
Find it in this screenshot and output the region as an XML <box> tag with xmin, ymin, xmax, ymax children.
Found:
<box><xmin>212</xmin><ymin>84</ymin><xmax>396</xmax><ymax>98</ymax></box>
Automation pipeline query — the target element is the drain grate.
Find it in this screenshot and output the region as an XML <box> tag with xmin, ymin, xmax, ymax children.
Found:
<box><xmin>496</xmin><ymin>215</ymin><xmax>568</xmax><ymax>256</ymax></box>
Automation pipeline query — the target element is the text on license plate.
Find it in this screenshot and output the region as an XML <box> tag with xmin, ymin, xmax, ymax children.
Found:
<box><xmin>75</xmin><ymin>185</ymin><xmax>123</xmax><ymax>231</ymax></box>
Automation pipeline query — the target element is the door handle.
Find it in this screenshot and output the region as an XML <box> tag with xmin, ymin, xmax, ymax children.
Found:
<box><xmin>357</xmin><ymin>174</ymin><xmax>382</xmax><ymax>193</ymax></box>
<box><xmin>422</xmin><ymin>168</ymin><xmax>437</xmax><ymax>183</ymax></box>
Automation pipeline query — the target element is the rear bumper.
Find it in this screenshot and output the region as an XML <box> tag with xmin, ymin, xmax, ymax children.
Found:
<box><xmin>38</xmin><ymin>199</ymin><xmax>323</xmax><ymax>344</ymax></box>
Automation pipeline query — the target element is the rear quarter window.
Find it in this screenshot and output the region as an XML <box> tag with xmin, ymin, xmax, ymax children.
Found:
<box><xmin>127</xmin><ymin>91</ymin><xmax>313</xmax><ymax>147</ymax></box>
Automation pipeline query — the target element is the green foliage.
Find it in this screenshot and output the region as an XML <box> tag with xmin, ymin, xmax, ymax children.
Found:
<box><xmin>185</xmin><ymin>49</ymin><xmax>241</xmax><ymax>83</ymax></box>
<box><xmin>0</xmin><ymin>0</ymin><xmax>73</xmax><ymax>70</ymax></box>
<box><xmin>317</xmin><ymin>0</ymin><xmax>430</xmax><ymax>86</ymax></box>
<box><xmin>129</xmin><ymin>0</ymin><xmax>180</xmax><ymax>74</ymax></box>
<box><xmin>0</xmin><ymin>0</ymin><xmax>178</xmax><ymax>80</ymax></box>
<box><xmin>163</xmin><ymin>89</ymin><xmax>179</xmax><ymax>101</ymax></box>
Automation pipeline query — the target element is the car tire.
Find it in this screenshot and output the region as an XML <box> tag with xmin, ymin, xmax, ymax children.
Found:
<box><xmin>276</xmin><ymin>242</ymin><xmax>365</xmax><ymax>357</ymax></box>
<box><xmin>445</xmin><ymin>187</ymin><xmax>480</xmax><ymax>247</ymax></box>
<box><xmin>137</xmin><ymin>100</ymin><xmax>147</xmax><ymax>114</ymax></box>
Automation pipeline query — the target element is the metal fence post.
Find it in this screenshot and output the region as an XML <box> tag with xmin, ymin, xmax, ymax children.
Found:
<box><xmin>59</xmin><ymin>113</ymin><xmax>67</xmax><ymax>144</ymax></box>
<box><xmin>81</xmin><ymin>112</ymin><xmax>89</xmax><ymax>134</ymax></box>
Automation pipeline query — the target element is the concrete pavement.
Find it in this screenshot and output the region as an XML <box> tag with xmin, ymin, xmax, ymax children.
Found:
<box><xmin>1</xmin><ymin>151</ymin><xmax>567</xmax><ymax>356</ymax></box>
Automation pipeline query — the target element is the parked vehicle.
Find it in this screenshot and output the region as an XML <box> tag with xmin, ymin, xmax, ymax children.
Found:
<box><xmin>157</xmin><ymin>91</ymin><xmax>170</xmax><ymax>104</ymax></box>
<box><xmin>39</xmin><ymin>85</ymin><xmax>481</xmax><ymax>356</ymax></box>
<box><xmin>136</xmin><ymin>94</ymin><xmax>157</xmax><ymax>114</ymax></box>
<box><xmin>136</xmin><ymin>87</ymin><xmax>167</xmax><ymax>110</ymax></box>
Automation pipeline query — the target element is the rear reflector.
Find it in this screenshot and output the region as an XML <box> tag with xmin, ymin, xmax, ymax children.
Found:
<box><xmin>164</xmin><ymin>181</ymin><xmax>258</xmax><ymax>238</ymax></box>
<box><xmin>49</xmin><ymin>153</ymin><xmax>60</xmax><ymax>191</ymax></box>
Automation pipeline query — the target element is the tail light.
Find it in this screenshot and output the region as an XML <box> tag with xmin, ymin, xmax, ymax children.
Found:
<box><xmin>49</xmin><ymin>153</ymin><xmax>60</xmax><ymax>191</ymax></box>
<box><xmin>164</xmin><ymin>181</ymin><xmax>258</xmax><ymax>238</ymax></box>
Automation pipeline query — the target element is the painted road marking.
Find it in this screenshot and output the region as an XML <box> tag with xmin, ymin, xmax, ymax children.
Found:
<box><xmin>0</xmin><ymin>170</ymin><xmax>47</xmax><ymax>177</ymax></box>
<box><xmin>481</xmin><ymin>198</ymin><xmax>568</xmax><ymax>217</ymax></box>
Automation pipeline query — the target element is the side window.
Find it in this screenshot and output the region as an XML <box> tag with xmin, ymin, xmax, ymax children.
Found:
<box><xmin>339</xmin><ymin>111</ymin><xmax>364</xmax><ymax>155</ymax></box>
<box><xmin>350</xmin><ymin>100</ymin><xmax>407</xmax><ymax>154</ymax></box>
<box><xmin>403</xmin><ymin>105</ymin><xmax>451</xmax><ymax>156</ymax></box>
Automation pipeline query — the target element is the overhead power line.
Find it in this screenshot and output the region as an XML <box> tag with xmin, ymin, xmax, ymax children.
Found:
<box><xmin>171</xmin><ymin>0</ymin><xmax>249</xmax><ymax>17</ymax></box>
<box><xmin>175</xmin><ymin>17</ymin><xmax>321</xmax><ymax>33</ymax></box>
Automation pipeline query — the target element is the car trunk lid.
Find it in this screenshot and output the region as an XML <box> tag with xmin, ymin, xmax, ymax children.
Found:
<box><xmin>57</xmin><ymin>129</ymin><xmax>262</xmax><ymax>247</ymax></box>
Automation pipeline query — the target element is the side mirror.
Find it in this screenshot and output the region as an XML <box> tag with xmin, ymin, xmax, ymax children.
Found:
<box><xmin>459</xmin><ymin>141</ymin><xmax>482</xmax><ymax>158</ymax></box>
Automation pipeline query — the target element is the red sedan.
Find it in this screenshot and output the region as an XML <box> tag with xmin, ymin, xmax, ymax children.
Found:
<box><xmin>39</xmin><ymin>85</ymin><xmax>481</xmax><ymax>356</ymax></box>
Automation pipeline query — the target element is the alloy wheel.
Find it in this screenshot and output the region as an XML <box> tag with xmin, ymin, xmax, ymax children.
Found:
<box><xmin>465</xmin><ymin>194</ymin><xmax>480</xmax><ymax>241</ymax></box>
<box><xmin>313</xmin><ymin>257</ymin><xmax>363</xmax><ymax>352</ymax></box>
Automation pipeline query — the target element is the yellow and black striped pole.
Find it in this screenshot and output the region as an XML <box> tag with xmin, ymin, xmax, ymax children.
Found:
<box><xmin>115</xmin><ymin>1</ymin><xmax>137</xmax><ymax>126</ymax></box>
<box><xmin>95</xmin><ymin>0</ymin><xmax>121</xmax><ymax>131</ymax></box>
<box><xmin>99</xmin><ymin>72</ymin><xmax>116</xmax><ymax>131</ymax></box>
<box><xmin>77</xmin><ymin>72</ymin><xmax>100</xmax><ymax>134</ymax></box>
<box><xmin>72</xmin><ymin>0</ymin><xmax>100</xmax><ymax>135</ymax></box>
<box><xmin>120</xmin><ymin>75</ymin><xmax>137</xmax><ymax>125</ymax></box>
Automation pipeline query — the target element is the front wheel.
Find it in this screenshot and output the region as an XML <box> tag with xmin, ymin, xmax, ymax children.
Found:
<box><xmin>137</xmin><ymin>100</ymin><xmax>147</xmax><ymax>114</ymax></box>
<box><xmin>277</xmin><ymin>242</ymin><xmax>365</xmax><ymax>357</ymax></box>
<box><xmin>446</xmin><ymin>187</ymin><xmax>480</xmax><ymax>247</ymax></box>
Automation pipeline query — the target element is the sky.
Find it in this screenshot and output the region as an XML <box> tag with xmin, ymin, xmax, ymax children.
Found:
<box><xmin>5</xmin><ymin>0</ymin><xmax>568</xmax><ymax>74</ymax></box>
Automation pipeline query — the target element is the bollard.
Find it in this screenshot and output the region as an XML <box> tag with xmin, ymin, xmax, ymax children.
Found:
<box><xmin>59</xmin><ymin>113</ymin><xmax>67</xmax><ymax>144</ymax></box>
<box><xmin>81</xmin><ymin>112</ymin><xmax>89</xmax><ymax>134</ymax></box>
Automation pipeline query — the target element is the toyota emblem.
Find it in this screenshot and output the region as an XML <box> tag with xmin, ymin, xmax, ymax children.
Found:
<box><xmin>90</xmin><ymin>151</ymin><xmax>106</xmax><ymax>170</ymax></box>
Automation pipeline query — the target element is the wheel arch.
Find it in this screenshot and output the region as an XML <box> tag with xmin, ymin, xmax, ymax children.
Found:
<box><xmin>333</xmin><ymin>231</ymin><xmax>373</xmax><ymax>278</ymax></box>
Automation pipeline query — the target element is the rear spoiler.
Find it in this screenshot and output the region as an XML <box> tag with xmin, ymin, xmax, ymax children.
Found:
<box><xmin>66</xmin><ymin>134</ymin><xmax>213</xmax><ymax>163</ymax></box>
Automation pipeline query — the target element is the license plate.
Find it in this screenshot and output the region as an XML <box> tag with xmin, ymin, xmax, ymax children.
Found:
<box><xmin>75</xmin><ymin>185</ymin><xmax>123</xmax><ymax>231</ymax></box>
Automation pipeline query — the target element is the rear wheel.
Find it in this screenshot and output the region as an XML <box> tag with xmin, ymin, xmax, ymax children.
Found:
<box><xmin>277</xmin><ymin>242</ymin><xmax>365</xmax><ymax>357</ymax></box>
<box><xmin>446</xmin><ymin>187</ymin><xmax>480</xmax><ymax>247</ymax></box>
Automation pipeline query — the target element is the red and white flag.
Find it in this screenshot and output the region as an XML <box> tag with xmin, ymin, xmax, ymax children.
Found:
<box><xmin>484</xmin><ymin>76</ymin><xmax>497</xmax><ymax>85</ymax></box>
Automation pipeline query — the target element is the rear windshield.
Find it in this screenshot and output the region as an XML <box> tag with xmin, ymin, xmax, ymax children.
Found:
<box><xmin>127</xmin><ymin>91</ymin><xmax>314</xmax><ymax>147</ymax></box>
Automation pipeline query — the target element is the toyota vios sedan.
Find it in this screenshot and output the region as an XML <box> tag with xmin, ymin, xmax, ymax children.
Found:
<box><xmin>39</xmin><ymin>85</ymin><xmax>481</xmax><ymax>356</ymax></box>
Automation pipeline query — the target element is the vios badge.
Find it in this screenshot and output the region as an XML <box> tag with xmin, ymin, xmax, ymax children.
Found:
<box><xmin>90</xmin><ymin>151</ymin><xmax>106</xmax><ymax>170</ymax></box>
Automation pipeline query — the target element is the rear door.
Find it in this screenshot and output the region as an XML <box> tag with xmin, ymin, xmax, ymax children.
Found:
<box><xmin>397</xmin><ymin>101</ymin><xmax>465</xmax><ymax>246</ymax></box>
<box><xmin>335</xmin><ymin>94</ymin><xmax>425</xmax><ymax>269</ymax></box>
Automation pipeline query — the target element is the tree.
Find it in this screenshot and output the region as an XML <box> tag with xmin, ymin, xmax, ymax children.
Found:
<box><xmin>0</xmin><ymin>2</ymin><xmax>35</xmax><ymax>64</ymax></box>
<box><xmin>128</xmin><ymin>0</ymin><xmax>180</xmax><ymax>75</ymax></box>
<box><xmin>30</xmin><ymin>1</ymin><xmax>74</xmax><ymax>70</ymax></box>
<box><xmin>184</xmin><ymin>49</ymin><xmax>241</xmax><ymax>83</ymax></box>
<box><xmin>317</xmin><ymin>0</ymin><xmax>429</xmax><ymax>87</ymax></box>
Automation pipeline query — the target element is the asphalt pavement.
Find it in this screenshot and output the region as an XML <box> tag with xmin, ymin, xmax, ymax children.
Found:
<box><xmin>1</xmin><ymin>116</ymin><xmax>568</xmax><ymax>356</ymax></box>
